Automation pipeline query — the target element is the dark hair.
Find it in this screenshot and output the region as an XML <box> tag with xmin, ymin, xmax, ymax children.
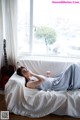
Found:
<box><xmin>17</xmin><ymin>66</ymin><xmax>24</xmax><ymax>76</ymax></box>
<box><xmin>17</xmin><ymin>66</ymin><xmax>28</xmax><ymax>85</ymax></box>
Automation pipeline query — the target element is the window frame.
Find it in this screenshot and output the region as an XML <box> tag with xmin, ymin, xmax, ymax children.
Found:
<box><xmin>29</xmin><ymin>0</ymin><xmax>33</xmax><ymax>54</ymax></box>
<box><xmin>18</xmin><ymin>0</ymin><xmax>80</xmax><ymax>60</ymax></box>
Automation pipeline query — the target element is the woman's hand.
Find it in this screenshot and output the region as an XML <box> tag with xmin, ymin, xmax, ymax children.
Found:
<box><xmin>28</xmin><ymin>70</ymin><xmax>34</xmax><ymax>76</ymax></box>
<box><xmin>46</xmin><ymin>71</ymin><xmax>51</xmax><ymax>77</ymax></box>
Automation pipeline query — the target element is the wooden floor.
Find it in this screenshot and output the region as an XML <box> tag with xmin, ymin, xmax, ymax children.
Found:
<box><xmin>0</xmin><ymin>94</ymin><xmax>80</xmax><ymax>120</ymax></box>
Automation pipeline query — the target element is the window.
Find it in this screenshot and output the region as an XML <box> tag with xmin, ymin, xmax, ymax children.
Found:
<box><xmin>17</xmin><ymin>0</ymin><xmax>80</xmax><ymax>58</ymax></box>
<box><xmin>17</xmin><ymin>0</ymin><xmax>30</xmax><ymax>54</ymax></box>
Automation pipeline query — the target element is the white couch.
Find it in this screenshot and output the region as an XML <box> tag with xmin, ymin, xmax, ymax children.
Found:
<box><xmin>5</xmin><ymin>59</ymin><xmax>80</xmax><ymax>118</ymax></box>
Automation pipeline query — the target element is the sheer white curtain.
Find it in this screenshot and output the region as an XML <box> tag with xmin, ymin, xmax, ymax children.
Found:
<box><xmin>0</xmin><ymin>0</ymin><xmax>3</xmax><ymax>69</ymax></box>
<box><xmin>4</xmin><ymin>0</ymin><xmax>17</xmax><ymax>67</ymax></box>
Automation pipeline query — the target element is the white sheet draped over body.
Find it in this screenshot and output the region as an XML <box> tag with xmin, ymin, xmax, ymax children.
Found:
<box><xmin>5</xmin><ymin>63</ymin><xmax>80</xmax><ymax>118</ymax></box>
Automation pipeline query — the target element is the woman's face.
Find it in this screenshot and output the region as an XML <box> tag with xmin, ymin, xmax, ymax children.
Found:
<box><xmin>21</xmin><ymin>68</ymin><xmax>30</xmax><ymax>80</ymax></box>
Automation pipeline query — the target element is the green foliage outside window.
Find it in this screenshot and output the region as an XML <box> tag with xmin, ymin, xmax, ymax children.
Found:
<box><xmin>35</xmin><ymin>26</ymin><xmax>57</xmax><ymax>46</ymax></box>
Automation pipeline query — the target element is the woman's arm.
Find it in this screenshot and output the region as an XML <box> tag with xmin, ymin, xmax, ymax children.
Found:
<box><xmin>26</xmin><ymin>71</ymin><xmax>45</xmax><ymax>89</ymax></box>
<box><xmin>32</xmin><ymin>73</ymin><xmax>46</xmax><ymax>81</ymax></box>
<box><xmin>27</xmin><ymin>78</ymin><xmax>42</xmax><ymax>88</ymax></box>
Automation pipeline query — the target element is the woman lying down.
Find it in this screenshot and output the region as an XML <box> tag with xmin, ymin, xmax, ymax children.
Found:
<box><xmin>17</xmin><ymin>63</ymin><xmax>80</xmax><ymax>91</ymax></box>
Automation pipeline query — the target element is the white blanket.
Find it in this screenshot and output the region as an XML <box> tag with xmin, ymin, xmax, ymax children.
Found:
<box><xmin>5</xmin><ymin>72</ymin><xmax>80</xmax><ymax>118</ymax></box>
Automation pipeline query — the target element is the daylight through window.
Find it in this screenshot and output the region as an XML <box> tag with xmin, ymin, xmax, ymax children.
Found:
<box><xmin>17</xmin><ymin>0</ymin><xmax>80</xmax><ymax>58</ymax></box>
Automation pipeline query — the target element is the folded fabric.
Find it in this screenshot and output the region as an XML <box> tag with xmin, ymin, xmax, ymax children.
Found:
<box><xmin>5</xmin><ymin>72</ymin><xmax>80</xmax><ymax>118</ymax></box>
